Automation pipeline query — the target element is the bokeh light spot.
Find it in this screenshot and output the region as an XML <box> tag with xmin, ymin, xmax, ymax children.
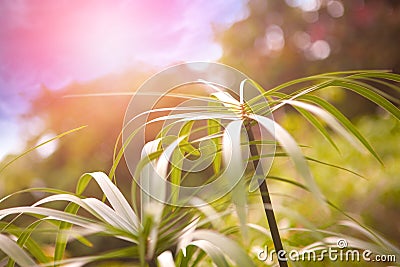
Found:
<box><xmin>286</xmin><ymin>0</ymin><xmax>322</xmax><ymax>12</ymax></box>
<box><xmin>327</xmin><ymin>0</ymin><xmax>345</xmax><ymax>18</ymax></box>
<box><xmin>254</xmin><ymin>25</ymin><xmax>285</xmax><ymax>56</ymax></box>
<box><xmin>293</xmin><ymin>31</ymin><xmax>311</xmax><ymax>50</ymax></box>
<box><xmin>309</xmin><ymin>40</ymin><xmax>331</xmax><ymax>60</ymax></box>
<box><xmin>36</xmin><ymin>133</ymin><xmax>59</xmax><ymax>158</ymax></box>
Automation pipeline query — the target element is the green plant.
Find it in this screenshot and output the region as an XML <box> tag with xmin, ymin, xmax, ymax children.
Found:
<box><xmin>0</xmin><ymin>70</ymin><xmax>399</xmax><ymax>266</ymax></box>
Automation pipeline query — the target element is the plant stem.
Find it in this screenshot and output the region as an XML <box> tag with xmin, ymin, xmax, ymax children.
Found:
<box><xmin>146</xmin><ymin>258</ymin><xmax>157</xmax><ymax>267</ymax></box>
<box><xmin>246</xmin><ymin>124</ymin><xmax>288</xmax><ymax>267</ymax></box>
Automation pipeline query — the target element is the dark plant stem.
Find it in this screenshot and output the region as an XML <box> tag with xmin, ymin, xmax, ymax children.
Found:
<box><xmin>146</xmin><ymin>258</ymin><xmax>157</xmax><ymax>267</ymax></box>
<box><xmin>246</xmin><ymin>123</ymin><xmax>288</xmax><ymax>267</ymax></box>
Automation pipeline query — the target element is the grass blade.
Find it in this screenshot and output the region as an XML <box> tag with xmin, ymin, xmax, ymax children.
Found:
<box><xmin>189</xmin><ymin>240</ymin><xmax>230</xmax><ymax>267</ymax></box>
<box><xmin>0</xmin><ymin>233</ymin><xmax>36</xmax><ymax>267</ymax></box>
<box><xmin>192</xmin><ymin>230</ymin><xmax>256</xmax><ymax>267</ymax></box>
<box><xmin>77</xmin><ymin>172</ymin><xmax>139</xmax><ymax>229</ymax></box>
<box><xmin>299</xmin><ymin>95</ymin><xmax>383</xmax><ymax>164</ymax></box>
<box><xmin>0</xmin><ymin>126</ymin><xmax>87</xmax><ymax>174</ymax></box>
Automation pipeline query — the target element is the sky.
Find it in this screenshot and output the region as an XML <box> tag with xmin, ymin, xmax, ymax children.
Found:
<box><xmin>0</xmin><ymin>0</ymin><xmax>249</xmax><ymax>160</ymax></box>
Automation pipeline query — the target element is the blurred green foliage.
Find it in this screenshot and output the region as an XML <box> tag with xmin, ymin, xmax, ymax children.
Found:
<box><xmin>274</xmin><ymin>113</ymin><xmax>400</xmax><ymax>243</ymax></box>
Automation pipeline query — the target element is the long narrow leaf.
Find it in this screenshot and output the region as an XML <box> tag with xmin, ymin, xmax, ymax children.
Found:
<box><xmin>222</xmin><ymin>120</ymin><xmax>248</xmax><ymax>240</ymax></box>
<box><xmin>0</xmin><ymin>233</ymin><xmax>36</xmax><ymax>267</ymax></box>
<box><xmin>77</xmin><ymin>172</ymin><xmax>139</xmax><ymax>229</ymax></box>
<box><xmin>299</xmin><ymin>95</ymin><xmax>383</xmax><ymax>163</ymax></box>
<box><xmin>249</xmin><ymin>114</ymin><xmax>324</xmax><ymax>202</ymax></box>
<box><xmin>192</xmin><ymin>230</ymin><xmax>256</xmax><ymax>267</ymax></box>
<box><xmin>188</xmin><ymin>240</ymin><xmax>230</xmax><ymax>267</ymax></box>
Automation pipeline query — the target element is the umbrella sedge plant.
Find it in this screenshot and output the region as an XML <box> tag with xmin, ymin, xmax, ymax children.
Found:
<box><xmin>0</xmin><ymin>70</ymin><xmax>399</xmax><ymax>266</ymax></box>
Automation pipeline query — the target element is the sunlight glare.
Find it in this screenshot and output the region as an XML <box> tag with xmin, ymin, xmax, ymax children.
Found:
<box><xmin>36</xmin><ymin>133</ymin><xmax>59</xmax><ymax>158</ymax></box>
<box><xmin>76</xmin><ymin>10</ymin><xmax>137</xmax><ymax>74</ymax></box>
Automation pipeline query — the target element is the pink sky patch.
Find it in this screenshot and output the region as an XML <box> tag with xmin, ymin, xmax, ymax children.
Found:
<box><xmin>0</xmin><ymin>0</ymin><xmax>248</xmax><ymax>160</ymax></box>
<box><xmin>0</xmin><ymin>0</ymin><xmax>247</xmax><ymax>90</ymax></box>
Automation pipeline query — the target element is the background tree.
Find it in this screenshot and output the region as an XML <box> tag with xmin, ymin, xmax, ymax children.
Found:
<box><xmin>218</xmin><ymin>0</ymin><xmax>400</xmax><ymax>116</ymax></box>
